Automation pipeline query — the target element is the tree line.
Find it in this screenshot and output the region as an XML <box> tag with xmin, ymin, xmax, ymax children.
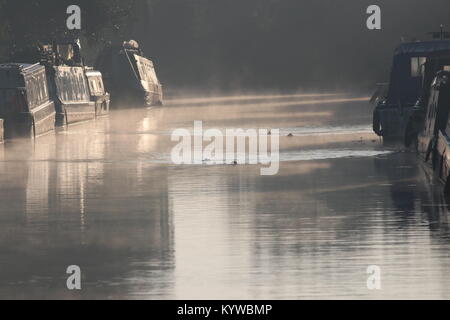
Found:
<box><xmin>2</xmin><ymin>0</ymin><xmax>448</xmax><ymax>92</ymax></box>
<box><xmin>0</xmin><ymin>0</ymin><xmax>143</xmax><ymax>63</ymax></box>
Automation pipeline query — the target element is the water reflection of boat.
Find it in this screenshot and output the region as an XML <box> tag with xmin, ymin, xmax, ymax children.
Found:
<box><xmin>0</xmin><ymin>115</ymin><xmax>174</xmax><ymax>298</ymax></box>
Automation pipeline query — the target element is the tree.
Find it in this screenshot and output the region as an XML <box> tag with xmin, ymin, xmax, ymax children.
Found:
<box><xmin>0</xmin><ymin>0</ymin><xmax>144</xmax><ymax>62</ymax></box>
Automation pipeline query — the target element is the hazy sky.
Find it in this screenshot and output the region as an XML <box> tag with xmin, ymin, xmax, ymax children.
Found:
<box><xmin>131</xmin><ymin>0</ymin><xmax>450</xmax><ymax>92</ymax></box>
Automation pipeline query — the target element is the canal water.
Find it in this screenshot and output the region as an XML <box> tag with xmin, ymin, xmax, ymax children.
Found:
<box><xmin>0</xmin><ymin>93</ymin><xmax>449</xmax><ymax>299</ymax></box>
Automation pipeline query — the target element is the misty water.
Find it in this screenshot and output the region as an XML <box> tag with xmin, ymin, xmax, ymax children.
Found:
<box><xmin>0</xmin><ymin>93</ymin><xmax>450</xmax><ymax>299</ymax></box>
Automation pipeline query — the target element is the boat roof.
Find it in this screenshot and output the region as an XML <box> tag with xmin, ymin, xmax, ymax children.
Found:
<box><xmin>0</xmin><ymin>63</ymin><xmax>46</xmax><ymax>88</ymax></box>
<box><xmin>426</xmin><ymin>48</ymin><xmax>450</xmax><ymax>59</ymax></box>
<box><xmin>0</xmin><ymin>63</ymin><xmax>45</xmax><ymax>77</ymax></box>
<box><xmin>85</xmin><ymin>69</ymin><xmax>102</xmax><ymax>77</ymax></box>
<box><xmin>0</xmin><ymin>62</ymin><xmax>40</xmax><ymax>69</ymax></box>
<box><xmin>394</xmin><ymin>40</ymin><xmax>450</xmax><ymax>56</ymax></box>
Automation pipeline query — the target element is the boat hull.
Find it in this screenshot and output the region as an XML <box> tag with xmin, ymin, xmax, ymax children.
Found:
<box><xmin>433</xmin><ymin>131</ymin><xmax>450</xmax><ymax>191</ymax></box>
<box><xmin>419</xmin><ymin>130</ymin><xmax>450</xmax><ymax>194</ymax></box>
<box><xmin>31</xmin><ymin>100</ymin><xmax>57</xmax><ymax>137</ymax></box>
<box><xmin>374</xmin><ymin>104</ymin><xmax>415</xmax><ymax>142</ymax></box>
<box><xmin>94</xmin><ymin>95</ymin><xmax>110</xmax><ymax>117</ymax></box>
<box><xmin>56</xmin><ymin>102</ymin><xmax>96</xmax><ymax>126</ymax></box>
<box><xmin>2</xmin><ymin>100</ymin><xmax>56</xmax><ymax>139</ymax></box>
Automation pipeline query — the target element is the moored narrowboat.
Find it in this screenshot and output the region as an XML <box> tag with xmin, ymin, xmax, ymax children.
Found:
<box><xmin>413</xmin><ymin>70</ymin><xmax>450</xmax><ymax>192</ymax></box>
<box><xmin>85</xmin><ymin>68</ymin><xmax>110</xmax><ymax>117</ymax></box>
<box><xmin>372</xmin><ymin>40</ymin><xmax>450</xmax><ymax>142</ymax></box>
<box><xmin>96</xmin><ymin>40</ymin><xmax>163</xmax><ymax>108</ymax></box>
<box><xmin>0</xmin><ymin>63</ymin><xmax>56</xmax><ymax>138</ymax></box>
<box><xmin>39</xmin><ymin>39</ymin><xmax>97</xmax><ymax>126</ymax></box>
<box><xmin>404</xmin><ymin>45</ymin><xmax>450</xmax><ymax>193</ymax></box>
<box><xmin>46</xmin><ymin>65</ymin><xmax>96</xmax><ymax>126</ymax></box>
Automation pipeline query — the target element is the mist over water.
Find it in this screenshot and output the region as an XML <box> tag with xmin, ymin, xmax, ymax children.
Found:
<box><xmin>2</xmin><ymin>0</ymin><xmax>450</xmax><ymax>301</ymax></box>
<box><xmin>0</xmin><ymin>92</ymin><xmax>449</xmax><ymax>299</ymax></box>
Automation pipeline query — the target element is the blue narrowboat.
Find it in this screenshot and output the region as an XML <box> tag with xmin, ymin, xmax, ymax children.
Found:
<box><xmin>373</xmin><ymin>40</ymin><xmax>450</xmax><ymax>142</ymax></box>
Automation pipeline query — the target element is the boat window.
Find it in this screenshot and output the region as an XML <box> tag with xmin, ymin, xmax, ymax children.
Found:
<box><xmin>25</xmin><ymin>71</ymin><xmax>49</xmax><ymax>110</ymax></box>
<box><xmin>134</xmin><ymin>55</ymin><xmax>158</xmax><ymax>85</ymax></box>
<box><xmin>78</xmin><ymin>74</ymin><xmax>86</xmax><ymax>100</ymax></box>
<box><xmin>57</xmin><ymin>44</ymin><xmax>74</xmax><ymax>61</ymax></box>
<box><xmin>446</xmin><ymin>107</ymin><xmax>450</xmax><ymax>136</ymax></box>
<box><xmin>97</xmin><ymin>78</ymin><xmax>104</xmax><ymax>91</ymax></box>
<box><xmin>88</xmin><ymin>77</ymin><xmax>104</xmax><ymax>96</ymax></box>
<box><xmin>411</xmin><ymin>57</ymin><xmax>427</xmax><ymax>78</ymax></box>
<box><xmin>54</xmin><ymin>68</ymin><xmax>89</xmax><ymax>103</ymax></box>
<box><xmin>427</xmin><ymin>91</ymin><xmax>439</xmax><ymax>134</ymax></box>
<box><xmin>92</xmin><ymin>79</ymin><xmax>98</xmax><ymax>92</ymax></box>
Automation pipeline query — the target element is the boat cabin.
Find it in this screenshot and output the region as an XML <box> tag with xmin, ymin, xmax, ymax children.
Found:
<box><xmin>96</xmin><ymin>40</ymin><xmax>163</xmax><ymax>107</ymax></box>
<box><xmin>386</xmin><ymin>41</ymin><xmax>450</xmax><ymax>106</ymax></box>
<box><xmin>0</xmin><ymin>63</ymin><xmax>56</xmax><ymax>138</ymax></box>
<box><xmin>85</xmin><ymin>68</ymin><xmax>110</xmax><ymax>117</ymax></box>
<box><xmin>47</xmin><ymin>65</ymin><xmax>96</xmax><ymax>126</ymax></box>
<box><xmin>373</xmin><ymin>40</ymin><xmax>450</xmax><ymax>141</ymax></box>
<box><xmin>417</xmin><ymin>71</ymin><xmax>450</xmax><ymax>157</ymax></box>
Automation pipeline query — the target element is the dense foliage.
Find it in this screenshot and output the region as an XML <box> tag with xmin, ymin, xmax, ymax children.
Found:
<box><xmin>0</xmin><ymin>0</ymin><xmax>143</xmax><ymax>62</ymax></box>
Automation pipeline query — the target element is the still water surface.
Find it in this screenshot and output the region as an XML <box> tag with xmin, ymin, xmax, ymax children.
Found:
<box><xmin>0</xmin><ymin>93</ymin><xmax>449</xmax><ymax>299</ymax></box>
